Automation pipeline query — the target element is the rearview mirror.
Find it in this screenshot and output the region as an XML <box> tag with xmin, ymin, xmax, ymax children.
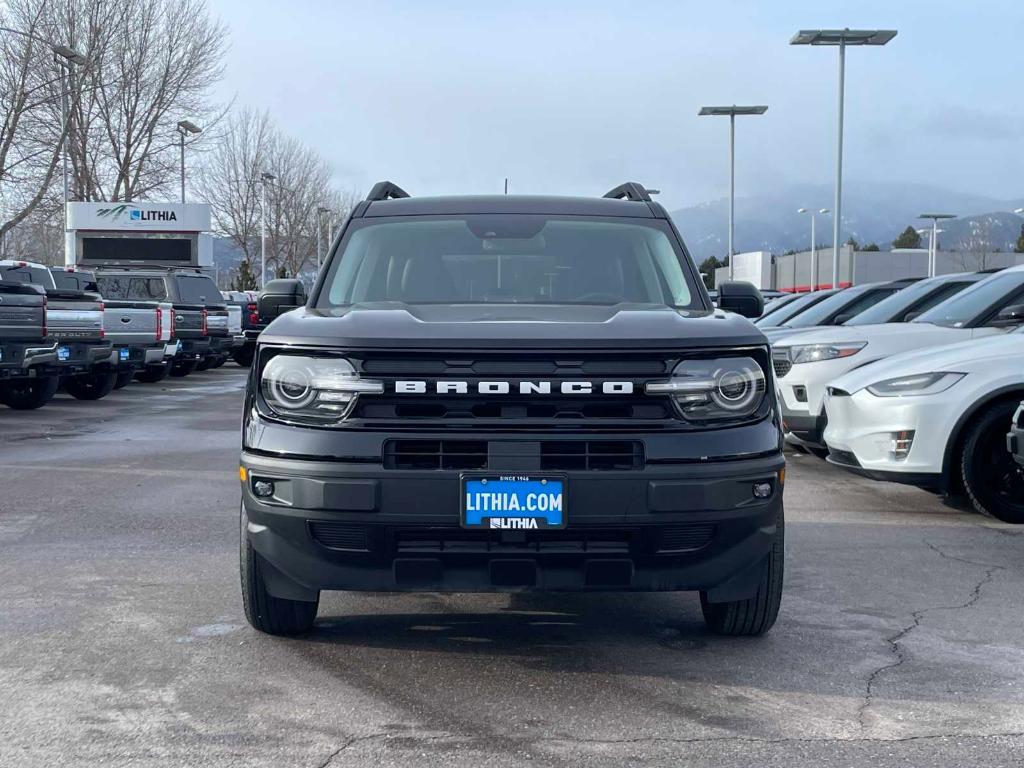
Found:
<box><xmin>833</xmin><ymin>312</ymin><xmax>855</xmax><ymax>325</ymax></box>
<box><xmin>258</xmin><ymin>278</ymin><xmax>308</xmax><ymax>321</ymax></box>
<box><xmin>716</xmin><ymin>281</ymin><xmax>764</xmax><ymax>319</ymax></box>
<box><xmin>991</xmin><ymin>304</ymin><xmax>1024</xmax><ymax>328</ymax></box>
<box><xmin>903</xmin><ymin>310</ymin><xmax>922</xmax><ymax>322</ymax></box>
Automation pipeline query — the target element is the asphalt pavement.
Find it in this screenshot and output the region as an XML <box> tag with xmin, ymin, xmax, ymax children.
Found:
<box><xmin>1</xmin><ymin>366</ymin><xmax>1023</xmax><ymax>767</ymax></box>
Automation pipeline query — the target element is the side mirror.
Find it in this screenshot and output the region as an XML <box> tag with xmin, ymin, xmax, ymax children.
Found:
<box><xmin>992</xmin><ymin>304</ymin><xmax>1024</xmax><ymax>328</ymax></box>
<box><xmin>716</xmin><ymin>281</ymin><xmax>764</xmax><ymax>319</ymax></box>
<box><xmin>258</xmin><ymin>278</ymin><xmax>308</xmax><ymax>321</ymax></box>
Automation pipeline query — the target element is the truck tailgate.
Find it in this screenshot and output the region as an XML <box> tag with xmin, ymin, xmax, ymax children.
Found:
<box><xmin>102</xmin><ymin>301</ymin><xmax>160</xmax><ymax>347</ymax></box>
<box><xmin>45</xmin><ymin>290</ymin><xmax>104</xmax><ymax>342</ymax></box>
<box><xmin>0</xmin><ymin>284</ymin><xmax>46</xmax><ymax>342</ymax></box>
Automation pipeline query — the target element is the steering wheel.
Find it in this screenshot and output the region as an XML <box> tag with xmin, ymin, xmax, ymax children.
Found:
<box><xmin>574</xmin><ymin>292</ymin><xmax>622</xmax><ymax>304</ymax></box>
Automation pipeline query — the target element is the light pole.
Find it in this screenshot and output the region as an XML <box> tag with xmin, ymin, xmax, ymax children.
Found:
<box><xmin>316</xmin><ymin>206</ymin><xmax>331</xmax><ymax>271</ymax></box>
<box><xmin>52</xmin><ymin>44</ymin><xmax>87</xmax><ymax>265</ymax></box>
<box><xmin>791</xmin><ymin>29</ymin><xmax>896</xmax><ymax>291</ymax></box>
<box><xmin>918</xmin><ymin>213</ymin><xmax>955</xmax><ymax>277</ymax></box>
<box><xmin>798</xmin><ymin>208</ymin><xmax>830</xmax><ymax>290</ymax></box>
<box><xmin>176</xmin><ymin>120</ymin><xmax>202</xmax><ymax>203</ymax></box>
<box><xmin>699</xmin><ymin>105</ymin><xmax>768</xmax><ymax>280</ymax></box>
<box><xmin>260</xmin><ymin>172</ymin><xmax>276</xmax><ymax>288</ymax></box>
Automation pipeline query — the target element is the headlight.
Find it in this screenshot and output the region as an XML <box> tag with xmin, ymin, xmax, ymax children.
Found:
<box><xmin>260</xmin><ymin>354</ymin><xmax>383</xmax><ymax>423</ymax></box>
<box><xmin>789</xmin><ymin>342</ymin><xmax>867</xmax><ymax>364</ymax></box>
<box><xmin>866</xmin><ymin>371</ymin><xmax>965</xmax><ymax>397</ymax></box>
<box><xmin>646</xmin><ymin>356</ymin><xmax>766</xmax><ymax>422</ymax></box>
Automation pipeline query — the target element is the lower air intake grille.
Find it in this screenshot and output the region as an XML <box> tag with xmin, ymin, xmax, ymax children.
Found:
<box><xmin>540</xmin><ymin>441</ymin><xmax>644</xmax><ymax>471</ymax></box>
<box><xmin>772</xmin><ymin>354</ymin><xmax>793</xmax><ymax>379</ymax></box>
<box><xmin>309</xmin><ymin>522</ymin><xmax>370</xmax><ymax>551</ymax></box>
<box><xmin>657</xmin><ymin>524</ymin><xmax>715</xmax><ymax>553</ymax></box>
<box><xmin>383</xmin><ymin>440</ymin><xmax>488</xmax><ymax>470</ymax></box>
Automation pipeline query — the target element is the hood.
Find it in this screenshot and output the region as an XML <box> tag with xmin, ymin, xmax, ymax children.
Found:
<box><xmin>830</xmin><ymin>330</ymin><xmax>1023</xmax><ymax>393</ymax></box>
<box><xmin>770</xmin><ymin>321</ymin><xmax>968</xmax><ymax>352</ymax></box>
<box><xmin>762</xmin><ymin>326</ymin><xmax>832</xmax><ymax>343</ymax></box>
<box><xmin>260</xmin><ymin>302</ymin><xmax>768</xmax><ymax>349</ymax></box>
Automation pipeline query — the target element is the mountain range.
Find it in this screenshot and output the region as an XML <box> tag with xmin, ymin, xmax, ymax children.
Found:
<box><xmin>669</xmin><ymin>181</ymin><xmax>1024</xmax><ymax>261</ymax></box>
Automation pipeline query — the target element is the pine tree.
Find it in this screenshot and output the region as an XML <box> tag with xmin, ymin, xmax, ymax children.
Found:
<box><xmin>892</xmin><ymin>226</ymin><xmax>922</xmax><ymax>249</ymax></box>
<box><xmin>1015</xmin><ymin>224</ymin><xmax>1024</xmax><ymax>254</ymax></box>
<box><xmin>862</xmin><ymin>243</ymin><xmax>881</xmax><ymax>252</ymax></box>
<box><xmin>232</xmin><ymin>259</ymin><xmax>258</xmax><ymax>291</ymax></box>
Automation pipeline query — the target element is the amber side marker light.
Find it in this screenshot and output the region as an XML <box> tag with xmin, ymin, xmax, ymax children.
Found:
<box><xmin>778</xmin><ymin>468</ymin><xmax>786</xmax><ymax>486</ymax></box>
<box><xmin>239</xmin><ymin>466</ymin><xmax>247</xmax><ymax>483</ymax></box>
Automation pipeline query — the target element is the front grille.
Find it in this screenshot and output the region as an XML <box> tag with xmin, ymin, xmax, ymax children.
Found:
<box><xmin>657</xmin><ymin>524</ymin><xmax>715</xmax><ymax>553</ymax></box>
<box><xmin>383</xmin><ymin>439</ymin><xmax>644</xmax><ymax>471</ymax></box>
<box><xmin>772</xmin><ymin>352</ymin><xmax>792</xmax><ymax>379</ymax></box>
<box><xmin>308</xmin><ymin>521</ymin><xmax>370</xmax><ymax>551</ymax></box>
<box><xmin>393</xmin><ymin>527</ymin><xmax>632</xmax><ymax>554</ymax></box>
<box><xmin>384</xmin><ymin>440</ymin><xmax>487</xmax><ymax>470</ymax></box>
<box><xmin>356</xmin><ymin>397</ymin><xmax>671</xmax><ymax>423</ymax></box>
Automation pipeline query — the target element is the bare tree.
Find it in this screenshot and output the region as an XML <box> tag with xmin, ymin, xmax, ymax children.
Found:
<box><xmin>83</xmin><ymin>0</ymin><xmax>228</xmax><ymax>201</ymax></box>
<box><xmin>958</xmin><ymin>218</ymin><xmax>993</xmax><ymax>271</ymax></box>
<box><xmin>202</xmin><ymin>109</ymin><xmax>352</xmax><ymax>285</ymax></box>
<box><xmin>0</xmin><ymin>0</ymin><xmax>76</xmax><ymax>239</ymax></box>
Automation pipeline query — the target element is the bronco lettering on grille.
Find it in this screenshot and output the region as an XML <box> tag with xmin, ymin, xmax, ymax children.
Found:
<box><xmin>394</xmin><ymin>381</ymin><xmax>635</xmax><ymax>395</ymax></box>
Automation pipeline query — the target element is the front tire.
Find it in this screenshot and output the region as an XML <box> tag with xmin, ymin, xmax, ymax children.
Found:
<box><xmin>0</xmin><ymin>376</ymin><xmax>60</xmax><ymax>410</ymax></box>
<box><xmin>63</xmin><ymin>371</ymin><xmax>117</xmax><ymax>401</ymax></box>
<box><xmin>960</xmin><ymin>400</ymin><xmax>1024</xmax><ymax>524</ymax></box>
<box><xmin>700</xmin><ymin>508</ymin><xmax>784</xmax><ymax>636</ymax></box>
<box><xmin>240</xmin><ymin>505</ymin><xmax>319</xmax><ymax>635</ymax></box>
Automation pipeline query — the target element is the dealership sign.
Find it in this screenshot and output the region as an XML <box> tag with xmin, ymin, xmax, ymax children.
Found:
<box><xmin>67</xmin><ymin>201</ymin><xmax>211</xmax><ymax>232</ymax></box>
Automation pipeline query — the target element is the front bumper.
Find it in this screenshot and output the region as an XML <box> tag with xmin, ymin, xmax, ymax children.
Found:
<box><xmin>1009</xmin><ymin>403</ymin><xmax>1024</xmax><ymax>469</ymax></box>
<box><xmin>775</xmin><ymin>356</ymin><xmax>860</xmax><ymax>447</ymax></box>
<box><xmin>822</xmin><ymin>388</ymin><xmax>946</xmax><ymax>488</ymax></box>
<box><xmin>240</xmin><ymin>450</ymin><xmax>785</xmax><ymax>597</ymax></box>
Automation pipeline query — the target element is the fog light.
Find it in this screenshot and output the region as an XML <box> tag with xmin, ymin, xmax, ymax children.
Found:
<box><xmin>889</xmin><ymin>430</ymin><xmax>915</xmax><ymax>461</ymax></box>
<box><xmin>752</xmin><ymin>481</ymin><xmax>773</xmax><ymax>499</ymax></box>
<box><xmin>253</xmin><ymin>480</ymin><xmax>275</xmax><ymax>498</ymax></box>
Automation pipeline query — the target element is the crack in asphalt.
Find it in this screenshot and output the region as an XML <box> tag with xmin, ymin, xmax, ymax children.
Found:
<box><xmin>856</xmin><ymin>539</ymin><xmax>1005</xmax><ymax>731</ymax></box>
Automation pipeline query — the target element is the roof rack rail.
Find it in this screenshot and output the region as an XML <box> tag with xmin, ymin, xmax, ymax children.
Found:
<box><xmin>603</xmin><ymin>182</ymin><xmax>652</xmax><ymax>203</ymax></box>
<box><xmin>365</xmin><ymin>181</ymin><xmax>411</xmax><ymax>202</ymax></box>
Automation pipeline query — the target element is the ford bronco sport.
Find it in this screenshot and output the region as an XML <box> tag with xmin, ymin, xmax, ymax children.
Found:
<box><xmin>239</xmin><ymin>182</ymin><xmax>784</xmax><ymax>636</ymax></box>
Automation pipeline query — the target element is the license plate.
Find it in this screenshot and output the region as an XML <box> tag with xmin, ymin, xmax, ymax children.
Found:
<box><xmin>119</xmin><ymin>347</ymin><xmax>130</xmax><ymax>361</ymax></box>
<box><xmin>57</xmin><ymin>345</ymin><xmax>70</xmax><ymax>362</ymax></box>
<box><xmin>461</xmin><ymin>475</ymin><xmax>566</xmax><ymax>529</ymax></box>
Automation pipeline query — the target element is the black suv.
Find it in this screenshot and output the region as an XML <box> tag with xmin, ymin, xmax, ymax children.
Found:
<box><xmin>240</xmin><ymin>182</ymin><xmax>784</xmax><ymax>636</ymax></box>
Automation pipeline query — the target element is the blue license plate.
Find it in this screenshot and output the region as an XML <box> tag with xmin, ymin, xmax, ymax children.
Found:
<box><xmin>119</xmin><ymin>347</ymin><xmax>130</xmax><ymax>361</ymax></box>
<box><xmin>57</xmin><ymin>346</ymin><xmax>70</xmax><ymax>362</ymax></box>
<box><xmin>462</xmin><ymin>475</ymin><xmax>566</xmax><ymax>529</ymax></box>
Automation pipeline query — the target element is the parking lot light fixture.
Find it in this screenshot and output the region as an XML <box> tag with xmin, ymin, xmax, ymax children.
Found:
<box><xmin>176</xmin><ymin>120</ymin><xmax>202</xmax><ymax>203</ymax></box>
<box><xmin>918</xmin><ymin>213</ymin><xmax>955</xmax><ymax>277</ymax></box>
<box><xmin>791</xmin><ymin>28</ymin><xmax>897</xmax><ymax>291</ymax></box>
<box><xmin>699</xmin><ymin>105</ymin><xmax>768</xmax><ymax>280</ymax></box>
<box><xmin>260</xmin><ymin>172</ymin><xmax>276</xmax><ymax>288</ymax></box>
<box><xmin>798</xmin><ymin>207</ymin><xmax>830</xmax><ymax>290</ymax></box>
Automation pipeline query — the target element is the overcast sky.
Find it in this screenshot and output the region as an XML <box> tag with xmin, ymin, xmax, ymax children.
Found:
<box><xmin>207</xmin><ymin>0</ymin><xmax>1024</xmax><ymax>210</ymax></box>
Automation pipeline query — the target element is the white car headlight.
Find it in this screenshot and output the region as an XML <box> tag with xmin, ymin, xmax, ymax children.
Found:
<box><xmin>866</xmin><ymin>372</ymin><xmax>965</xmax><ymax>397</ymax></box>
<box><xmin>646</xmin><ymin>356</ymin><xmax>767</xmax><ymax>422</ymax></box>
<box><xmin>789</xmin><ymin>342</ymin><xmax>867</xmax><ymax>364</ymax></box>
<box><xmin>260</xmin><ymin>354</ymin><xmax>383</xmax><ymax>423</ymax></box>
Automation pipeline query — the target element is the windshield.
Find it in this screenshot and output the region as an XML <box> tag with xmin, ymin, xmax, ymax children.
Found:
<box><xmin>846</xmin><ymin>278</ymin><xmax>975</xmax><ymax>326</ymax></box>
<box><xmin>784</xmin><ymin>285</ymin><xmax>897</xmax><ymax>328</ymax></box>
<box><xmin>755</xmin><ymin>290</ymin><xmax>836</xmax><ymax>328</ymax></box>
<box><xmin>914</xmin><ymin>271</ymin><xmax>1024</xmax><ymax>328</ymax></box>
<box><xmin>317</xmin><ymin>216</ymin><xmax>700</xmax><ymax>308</ymax></box>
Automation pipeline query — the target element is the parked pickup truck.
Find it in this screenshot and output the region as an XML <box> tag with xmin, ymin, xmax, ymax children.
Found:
<box><xmin>222</xmin><ymin>290</ymin><xmax>259</xmax><ymax>367</ymax></box>
<box><xmin>51</xmin><ymin>267</ymin><xmax>175</xmax><ymax>388</ymax></box>
<box><xmin>95</xmin><ymin>268</ymin><xmax>228</xmax><ymax>377</ymax></box>
<box><xmin>0</xmin><ymin>281</ymin><xmax>61</xmax><ymax>409</ymax></box>
<box><xmin>0</xmin><ymin>260</ymin><xmax>114</xmax><ymax>403</ymax></box>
